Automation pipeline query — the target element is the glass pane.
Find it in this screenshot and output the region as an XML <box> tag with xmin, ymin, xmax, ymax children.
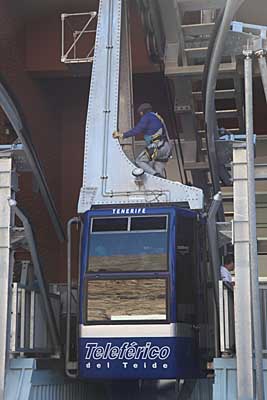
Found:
<box><xmin>86</xmin><ymin>279</ymin><xmax>167</xmax><ymax>322</ymax></box>
<box><xmin>92</xmin><ymin>218</ymin><xmax>128</xmax><ymax>232</ymax></box>
<box><xmin>88</xmin><ymin>231</ymin><xmax>168</xmax><ymax>272</ymax></box>
<box><xmin>130</xmin><ymin>216</ymin><xmax>167</xmax><ymax>231</ymax></box>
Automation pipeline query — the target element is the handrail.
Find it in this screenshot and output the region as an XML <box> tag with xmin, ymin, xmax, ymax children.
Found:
<box><xmin>10</xmin><ymin>283</ymin><xmax>60</xmax><ymax>354</ymax></box>
<box><xmin>12</xmin><ymin>204</ymin><xmax>61</xmax><ymax>353</ymax></box>
<box><xmin>207</xmin><ymin>192</ymin><xmax>222</xmax><ymax>357</ymax></box>
<box><xmin>219</xmin><ymin>280</ymin><xmax>235</xmax><ymax>355</ymax></box>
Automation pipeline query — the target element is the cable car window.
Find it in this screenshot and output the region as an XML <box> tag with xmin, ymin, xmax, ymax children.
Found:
<box><xmin>88</xmin><ymin>230</ymin><xmax>168</xmax><ymax>272</ymax></box>
<box><xmin>86</xmin><ymin>278</ymin><xmax>167</xmax><ymax>322</ymax></box>
<box><xmin>130</xmin><ymin>216</ymin><xmax>167</xmax><ymax>231</ymax></box>
<box><xmin>92</xmin><ymin>218</ymin><xmax>128</xmax><ymax>232</ymax></box>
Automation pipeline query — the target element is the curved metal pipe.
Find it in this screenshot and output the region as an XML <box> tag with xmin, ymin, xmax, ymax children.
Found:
<box><xmin>0</xmin><ymin>78</ymin><xmax>65</xmax><ymax>242</ymax></box>
<box><xmin>205</xmin><ymin>0</ymin><xmax>245</xmax><ymax>195</ymax></box>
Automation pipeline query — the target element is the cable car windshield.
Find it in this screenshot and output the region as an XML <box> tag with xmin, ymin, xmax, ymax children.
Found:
<box><xmin>87</xmin><ymin>216</ymin><xmax>168</xmax><ymax>272</ymax></box>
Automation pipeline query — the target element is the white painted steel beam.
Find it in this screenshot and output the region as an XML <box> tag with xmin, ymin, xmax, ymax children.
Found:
<box><xmin>233</xmin><ymin>143</ymin><xmax>254</xmax><ymax>399</ymax></box>
<box><xmin>0</xmin><ymin>156</ymin><xmax>12</xmax><ymax>400</ymax></box>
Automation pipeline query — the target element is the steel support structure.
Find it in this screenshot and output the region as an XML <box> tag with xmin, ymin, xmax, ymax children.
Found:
<box><xmin>232</xmin><ymin>50</ymin><xmax>265</xmax><ymax>400</ymax></box>
<box><xmin>244</xmin><ymin>49</ymin><xmax>264</xmax><ymax>400</ymax></box>
<box><xmin>78</xmin><ymin>0</ymin><xmax>203</xmax><ymax>212</ymax></box>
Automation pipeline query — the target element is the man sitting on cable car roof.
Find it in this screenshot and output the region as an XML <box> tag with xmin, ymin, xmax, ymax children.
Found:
<box><xmin>113</xmin><ymin>103</ymin><xmax>172</xmax><ymax>178</ymax></box>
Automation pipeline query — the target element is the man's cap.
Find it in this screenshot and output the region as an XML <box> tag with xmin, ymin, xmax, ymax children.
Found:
<box><xmin>137</xmin><ymin>103</ymin><xmax>153</xmax><ymax>114</ymax></box>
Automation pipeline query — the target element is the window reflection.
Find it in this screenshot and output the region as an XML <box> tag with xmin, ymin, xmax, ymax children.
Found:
<box><xmin>88</xmin><ymin>231</ymin><xmax>168</xmax><ymax>272</ymax></box>
<box><xmin>86</xmin><ymin>279</ymin><xmax>167</xmax><ymax>322</ymax></box>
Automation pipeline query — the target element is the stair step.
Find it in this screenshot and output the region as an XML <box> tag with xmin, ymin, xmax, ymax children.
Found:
<box><xmin>192</xmin><ymin>89</ymin><xmax>236</xmax><ymax>100</ymax></box>
<box><xmin>198</xmin><ymin>128</ymin><xmax>241</xmax><ymax>135</ymax></box>
<box><xmin>184</xmin><ymin>161</ymin><xmax>209</xmax><ymax>171</ymax></box>
<box><xmin>177</xmin><ymin>0</ymin><xmax>226</xmax><ymax>12</ymax></box>
<box><xmin>195</xmin><ymin>109</ymin><xmax>239</xmax><ymax>119</ymax></box>
<box><xmin>182</xmin><ymin>22</ymin><xmax>215</xmax><ymax>36</ymax></box>
<box><xmin>165</xmin><ymin>62</ymin><xmax>236</xmax><ymax>77</ymax></box>
<box><xmin>185</xmin><ymin>47</ymin><xmax>208</xmax><ymax>58</ymax></box>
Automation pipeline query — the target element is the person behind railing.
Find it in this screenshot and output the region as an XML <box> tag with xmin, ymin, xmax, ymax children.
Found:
<box><xmin>220</xmin><ymin>254</ymin><xmax>235</xmax><ymax>289</ymax></box>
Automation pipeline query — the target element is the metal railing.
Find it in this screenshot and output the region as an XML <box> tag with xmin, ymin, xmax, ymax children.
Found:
<box><xmin>219</xmin><ymin>280</ymin><xmax>235</xmax><ymax>354</ymax></box>
<box><xmin>10</xmin><ymin>283</ymin><xmax>60</xmax><ymax>355</ymax></box>
<box><xmin>259</xmin><ymin>280</ymin><xmax>267</xmax><ymax>354</ymax></box>
<box><xmin>219</xmin><ymin>278</ymin><xmax>267</xmax><ymax>355</ymax></box>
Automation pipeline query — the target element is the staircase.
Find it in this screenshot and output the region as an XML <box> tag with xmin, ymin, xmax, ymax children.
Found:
<box><xmin>157</xmin><ymin>0</ymin><xmax>245</xmax><ymax>190</ymax></box>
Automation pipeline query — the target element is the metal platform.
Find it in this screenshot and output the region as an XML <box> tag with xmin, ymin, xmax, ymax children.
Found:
<box><xmin>5</xmin><ymin>359</ymin><xmax>105</xmax><ymax>400</ymax></box>
<box><xmin>213</xmin><ymin>358</ymin><xmax>267</xmax><ymax>400</ymax></box>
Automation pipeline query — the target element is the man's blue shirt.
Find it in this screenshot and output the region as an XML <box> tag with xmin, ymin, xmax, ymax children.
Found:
<box><xmin>123</xmin><ymin>112</ymin><xmax>163</xmax><ymax>144</ymax></box>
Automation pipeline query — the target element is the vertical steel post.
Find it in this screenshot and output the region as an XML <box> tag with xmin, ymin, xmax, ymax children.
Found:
<box><xmin>244</xmin><ymin>49</ymin><xmax>265</xmax><ymax>400</ymax></box>
<box><xmin>233</xmin><ymin>143</ymin><xmax>254</xmax><ymax>399</ymax></box>
<box><xmin>0</xmin><ymin>156</ymin><xmax>12</xmax><ymax>400</ymax></box>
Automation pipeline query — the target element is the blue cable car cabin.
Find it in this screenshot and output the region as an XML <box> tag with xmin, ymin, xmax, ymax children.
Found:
<box><xmin>79</xmin><ymin>206</ymin><xmax>207</xmax><ymax>380</ymax></box>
